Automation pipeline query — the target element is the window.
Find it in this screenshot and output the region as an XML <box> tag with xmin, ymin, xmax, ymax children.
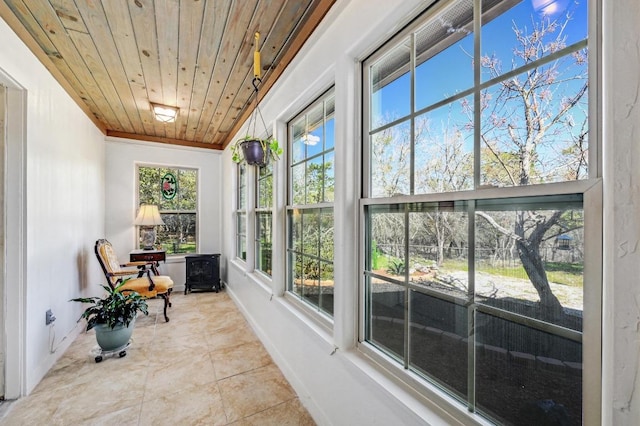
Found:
<box><xmin>138</xmin><ymin>166</ymin><xmax>197</xmax><ymax>254</ymax></box>
<box><xmin>287</xmin><ymin>88</ymin><xmax>336</xmax><ymax>317</ymax></box>
<box><xmin>236</xmin><ymin>163</ymin><xmax>247</xmax><ymax>260</ymax></box>
<box><xmin>256</xmin><ymin>162</ymin><xmax>273</xmax><ymax>275</ymax></box>
<box><xmin>362</xmin><ymin>1</ymin><xmax>597</xmax><ymax>424</ymax></box>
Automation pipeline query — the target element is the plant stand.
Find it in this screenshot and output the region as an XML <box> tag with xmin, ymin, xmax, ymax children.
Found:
<box><xmin>90</xmin><ymin>341</ymin><xmax>131</xmax><ymax>363</ymax></box>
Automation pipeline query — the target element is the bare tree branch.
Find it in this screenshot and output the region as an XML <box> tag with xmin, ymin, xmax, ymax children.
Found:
<box><xmin>475</xmin><ymin>211</ymin><xmax>523</xmax><ymax>242</ymax></box>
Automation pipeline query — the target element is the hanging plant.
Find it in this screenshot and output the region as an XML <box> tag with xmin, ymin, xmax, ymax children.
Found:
<box><xmin>230</xmin><ymin>32</ymin><xmax>283</xmax><ymax>167</ymax></box>
<box><xmin>231</xmin><ymin>135</ymin><xmax>282</xmax><ymax>166</ymax></box>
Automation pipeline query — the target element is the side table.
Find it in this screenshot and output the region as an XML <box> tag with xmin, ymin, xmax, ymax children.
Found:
<box><xmin>130</xmin><ymin>249</ymin><xmax>166</xmax><ymax>275</ymax></box>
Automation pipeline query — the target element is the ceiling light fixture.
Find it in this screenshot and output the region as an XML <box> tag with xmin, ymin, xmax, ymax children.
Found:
<box><xmin>151</xmin><ymin>103</ymin><xmax>179</xmax><ymax>123</ymax></box>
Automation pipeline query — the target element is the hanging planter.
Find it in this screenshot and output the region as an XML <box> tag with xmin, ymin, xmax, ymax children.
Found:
<box><xmin>230</xmin><ymin>32</ymin><xmax>283</xmax><ymax>167</ymax></box>
<box><xmin>241</xmin><ymin>138</ymin><xmax>270</xmax><ymax>165</ymax></box>
<box><xmin>232</xmin><ymin>135</ymin><xmax>282</xmax><ymax>166</ymax></box>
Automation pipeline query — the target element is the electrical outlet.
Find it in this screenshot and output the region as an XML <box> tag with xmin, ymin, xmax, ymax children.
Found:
<box><xmin>45</xmin><ymin>309</ymin><xmax>56</xmax><ymax>325</ymax></box>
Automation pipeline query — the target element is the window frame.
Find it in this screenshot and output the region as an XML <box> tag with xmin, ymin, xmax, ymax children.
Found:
<box><xmin>255</xmin><ymin>162</ymin><xmax>274</xmax><ymax>277</ymax></box>
<box><xmin>285</xmin><ymin>86</ymin><xmax>336</xmax><ymax>321</ymax></box>
<box><xmin>236</xmin><ymin>163</ymin><xmax>247</xmax><ymax>261</ymax></box>
<box><xmin>359</xmin><ymin>0</ymin><xmax>602</xmax><ymax>423</ymax></box>
<box><xmin>136</xmin><ymin>164</ymin><xmax>198</xmax><ymax>256</ymax></box>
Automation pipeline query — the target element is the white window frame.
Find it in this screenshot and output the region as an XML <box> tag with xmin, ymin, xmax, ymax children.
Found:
<box><xmin>255</xmin><ymin>162</ymin><xmax>274</xmax><ymax>277</ymax></box>
<box><xmin>236</xmin><ymin>163</ymin><xmax>247</xmax><ymax>261</ymax></box>
<box><xmin>359</xmin><ymin>0</ymin><xmax>602</xmax><ymax>423</ymax></box>
<box><xmin>285</xmin><ymin>87</ymin><xmax>336</xmax><ymax>322</ymax></box>
<box><xmin>136</xmin><ymin>164</ymin><xmax>198</xmax><ymax>255</ymax></box>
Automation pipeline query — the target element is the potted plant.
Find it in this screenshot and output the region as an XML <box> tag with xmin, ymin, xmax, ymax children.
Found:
<box><xmin>231</xmin><ymin>40</ymin><xmax>284</xmax><ymax>167</ymax></box>
<box><xmin>70</xmin><ymin>280</ymin><xmax>149</xmax><ymax>353</ymax></box>
<box><xmin>231</xmin><ymin>135</ymin><xmax>283</xmax><ymax>166</ymax></box>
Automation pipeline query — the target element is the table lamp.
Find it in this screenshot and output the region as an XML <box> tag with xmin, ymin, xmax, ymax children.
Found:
<box><xmin>134</xmin><ymin>204</ymin><xmax>165</xmax><ymax>250</ymax></box>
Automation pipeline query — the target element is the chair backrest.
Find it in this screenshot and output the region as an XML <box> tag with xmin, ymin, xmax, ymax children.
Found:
<box><xmin>95</xmin><ymin>239</ymin><xmax>122</xmax><ymax>287</ymax></box>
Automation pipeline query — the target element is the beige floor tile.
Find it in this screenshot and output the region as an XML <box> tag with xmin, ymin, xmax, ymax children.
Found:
<box><xmin>139</xmin><ymin>381</ymin><xmax>227</xmax><ymax>426</ymax></box>
<box><xmin>130</xmin><ymin>328</ymin><xmax>159</xmax><ymax>348</ymax></box>
<box><xmin>0</xmin><ymin>291</ymin><xmax>315</xmax><ymax>426</ymax></box>
<box><xmin>201</xmin><ymin>306</ymin><xmax>246</xmax><ymax>325</ymax></box>
<box><xmin>218</xmin><ymin>364</ymin><xmax>296</xmax><ymax>423</ymax></box>
<box><xmin>152</xmin><ymin>327</ymin><xmax>210</xmax><ymax>353</ymax></box>
<box><xmin>206</xmin><ymin>323</ymin><xmax>259</xmax><ymax>351</ymax></box>
<box><xmin>196</xmin><ymin>296</ymin><xmax>237</xmax><ymax>310</ymax></box>
<box><xmin>76</xmin><ymin>404</ymin><xmax>141</xmax><ymax>426</ymax></box>
<box><xmin>211</xmin><ymin>340</ymin><xmax>273</xmax><ymax>380</ymax></box>
<box><xmin>0</xmin><ymin>391</ymin><xmax>62</xmax><ymax>425</ymax></box>
<box><xmin>144</xmin><ymin>351</ymin><xmax>217</xmax><ymax>401</ymax></box>
<box><xmin>160</xmin><ymin>308</ymin><xmax>207</xmax><ymax>325</ymax></box>
<box><xmin>32</xmin><ymin>351</ymin><xmax>98</xmax><ymax>392</ymax></box>
<box><xmin>236</xmin><ymin>398</ymin><xmax>316</xmax><ymax>426</ymax></box>
<box><xmin>205</xmin><ymin>310</ymin><xmax>249</xmax><ymax>332</ymax></box>
<box><xmin>53</xmin><ymin>398</ymin><xmax>142</xmax><ymax>425</ymax></box>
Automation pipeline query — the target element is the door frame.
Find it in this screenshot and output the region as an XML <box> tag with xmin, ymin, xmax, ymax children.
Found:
<box><xmin>0</xmin><ymin>67</ymin><xmax>27</xmax><ymax>399</ymax></box>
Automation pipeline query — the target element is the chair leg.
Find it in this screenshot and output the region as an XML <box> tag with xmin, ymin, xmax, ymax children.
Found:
<box><xmin>160</xmin><ymin>293</ymin><xmax>170</xmax><ymax>322</ymax></box>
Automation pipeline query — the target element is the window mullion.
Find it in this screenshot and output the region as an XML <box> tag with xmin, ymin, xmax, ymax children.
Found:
<box><xmin>322</xmin><ymin>100</ymin><xmax>327</xmax><ymax>202</ymax></box>
<box><xmin>473</xmin><ymin>0</ymin><xmax>481</xmax><ymax>190</ymax></box>
<box><xmin>404</xmin><ymin>203</ymin><xmax>410</xmax><ymax>369</ymax></box>
<box><xmin>410</xmin><ymin>33</ymin><xmax>416</xmax><ymax>196</ymax></box>
<box><xmin>467</xmin><ymin>199</ymin><xmax>477</xmax><ymax>412</ymax></box>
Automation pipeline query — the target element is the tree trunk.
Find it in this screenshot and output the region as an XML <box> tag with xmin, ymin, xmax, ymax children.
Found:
<box><xmin>515</xmin><ymin>234</ymin><xmax>564</xmax><ymax>321</ymax></box>
<box><xmin>435</xmin><ymin>215</ymin><xmax>445</xmax><ymax>266</ymax></box>
<box><xmin>475</xmin><ymin>210</ymin><xmax>566</xmax><ymax>321</ymax></box>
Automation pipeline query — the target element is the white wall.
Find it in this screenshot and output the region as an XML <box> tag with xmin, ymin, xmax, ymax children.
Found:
<box><xmin>0</xmin><ymin>17</ymin><xmax>106</xmax><ymax>396</ymax></box>
<box><xmin>105</xmin><ymin>138</ymin><xmax>222</xmax><ymax>290</ymax></box>
<box><xmin>221</xmin><ymin>0</ymin><xmax>474</xmax><ymax>424</ymax></box>
<box><xmin>0</xmin><ymin>0</ymin><xmax>637</xmax><ymax>422</ymax></box>
<box><xmin>602</xmin><ymin>0</ymin><xmax>640</xmax><ymax>425</ymax></box>
<box><xmin>222</xmin><ymin>0</ymin><xmax>640</xmax><ymax>425</ymax></box>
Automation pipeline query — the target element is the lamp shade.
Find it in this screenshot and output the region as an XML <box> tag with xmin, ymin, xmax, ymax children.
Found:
<box><xmin>134</xmin><ymin>204</ymin><xmax>165</xmax><ymax>226</ymax></box>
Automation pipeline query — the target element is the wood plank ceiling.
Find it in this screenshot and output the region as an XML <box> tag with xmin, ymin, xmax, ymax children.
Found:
<box><xmin>0</xmin><ymin>0</ymin><xmax>335</xmax><ymax>149</ymax></box>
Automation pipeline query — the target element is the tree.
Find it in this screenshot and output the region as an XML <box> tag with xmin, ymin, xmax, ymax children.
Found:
<box><xmin>370</xmin><ymin>122</ymin><xmax>411</xmax><ymax>197</ymax></box>
<box><xmin>472</xmin><ymin>8</ymin><xmax>588</xmax><ymax>319</ymax></box>
<box><xmin>138</xmin><ymin>167</ymin><xmax>197</xmax><ymax>253</ymax></box>
<box><xmin>415</xmin><ymin>107</ymin><xmax>473</xmax><ymax>266</ymax></box>
<box><xmin>371</xmin><ymin>111</ymin><xmax>473</xmax><ymax>266</ymax></box>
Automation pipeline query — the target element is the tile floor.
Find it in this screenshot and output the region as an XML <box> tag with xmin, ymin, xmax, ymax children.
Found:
<box><xmin>0</xmin><ymin>290</ymin><xmax>315</xmax><ymax>425</ymax></box>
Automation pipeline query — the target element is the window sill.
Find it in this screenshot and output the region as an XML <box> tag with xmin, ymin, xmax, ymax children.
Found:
<box><xmin>350</xmin><ymin>343</ymin><xmax>493</xmax><ymax>426</ymax></box>
<box><xmin>165</xmin><ymin>254</ymin><xmax>187</xmax><ymax>263</ymax></box>
<box><xmin>282</xmin><ymin>292</ymin><xmax>333</xmax><ymax>334</ymax></box>
<box><xmin>227</xmin><ymin>259</ymin><xmax>334</xmax><ymax>351</ymax></box>
<box><xmin>229</xmin><ymin>258</ymin><xmax>273</xmax><ymax>295</ymax></box>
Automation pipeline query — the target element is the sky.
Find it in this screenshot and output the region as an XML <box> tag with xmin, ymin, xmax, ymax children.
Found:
<box><xmin>372</xmin><ymin>0</ymin><xmax>588</xmax><ymax>126</ymax></box>
<box><xmin>369</xmin><ymin>0</ymin><xmax>589</xmax><ymax>188</ymax></box>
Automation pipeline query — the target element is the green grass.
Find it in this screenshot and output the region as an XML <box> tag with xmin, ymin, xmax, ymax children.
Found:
<box><xmin>452</xmin><ymin>260</ymin><xmax>582</xmax><ymax>287</ymax></box>
<box><xmin>545</xmin><ymin>261</ymin><xmax>584</xmax><ymax>274</ymax></box>
<box><xmin>440</xmin><ymin>259</ymin><xmax>468</xmax><ymax>272</ymax></box>
<box><xmin>160</xmin><ymin>242</ymin><xmax>196</xmax><ymax>254</ymax></box>
<box><xmin>370</xmin><ymin>255</ymin><xmax>583</xmax><ymax>287</ymax></box>
<box><xmin>546</xmin><ymin>270</ymin><xmax>583</xmax><ymax>287</ymax></box>
<box><xmin>374</xmin><ymin>255</ymin><xmax>392</xmax><ymax>271</ymax></box>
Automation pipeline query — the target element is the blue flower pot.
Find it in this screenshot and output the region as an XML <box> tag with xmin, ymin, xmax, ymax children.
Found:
<box><xmin>94</xmin><ymin>319</ymin><xmax>135</xmax><ymax>352</ymax></box>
